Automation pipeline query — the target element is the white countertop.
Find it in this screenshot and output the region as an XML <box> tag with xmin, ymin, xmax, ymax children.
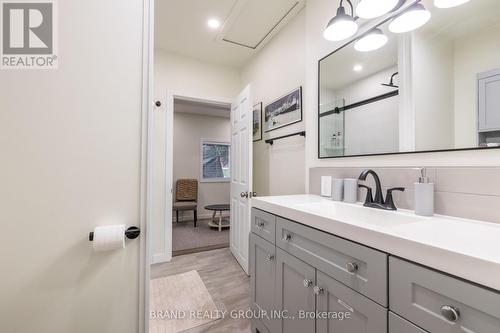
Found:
<box><xmin>252</xmin><ymin>194</ymin><xmax>500</xmax><ymax>291</ymax></box>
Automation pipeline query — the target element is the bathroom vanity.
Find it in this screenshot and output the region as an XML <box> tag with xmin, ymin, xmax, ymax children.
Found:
<box><xmin>250</xmin><ymin>195</ymin><xmax>500</xmax><ymax>333</ymax></box>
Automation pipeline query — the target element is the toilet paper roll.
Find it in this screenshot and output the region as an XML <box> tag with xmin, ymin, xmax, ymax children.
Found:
<box><xmin>92</xmin><ymin>224</ymin><xmax>126</xmax><ymax>252</ymax></box>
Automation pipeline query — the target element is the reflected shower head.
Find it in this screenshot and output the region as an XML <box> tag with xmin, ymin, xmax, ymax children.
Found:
<box><xmin>381</xmin><ymin>72</ymin><xmax>399</xmax><ymax>88</ymax></box>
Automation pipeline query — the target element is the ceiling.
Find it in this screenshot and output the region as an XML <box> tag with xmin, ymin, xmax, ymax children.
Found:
<box><xmin>174</xmin><ymin>98</ymin><xmax>231</xmax><ymax>118</ymax></box>
<box><xmin>155</xmin><ymin>0</ymin><xmax>305</xmax><ymax>68</ymax></box>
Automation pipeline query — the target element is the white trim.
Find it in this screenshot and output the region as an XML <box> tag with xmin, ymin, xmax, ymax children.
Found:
<box><xmin>139</xmin><ymin>0</ymin><xmax>153</xmax><ymax>332</ymax></box>
<box><xmin>200</xmin><ymin>139</ymin><xmax>231</xmax><ymax>183</ymax></box>
<box><xmin>152</xmin><ymin>91</ymin><xmax>234</xmax><ymax>266</ymax></box>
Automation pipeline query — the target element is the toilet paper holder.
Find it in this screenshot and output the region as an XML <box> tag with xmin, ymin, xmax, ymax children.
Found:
<box><xmin>89</xmin><ymin>226</ymin><xmax>141</xmax><ymax>242</ymax></box>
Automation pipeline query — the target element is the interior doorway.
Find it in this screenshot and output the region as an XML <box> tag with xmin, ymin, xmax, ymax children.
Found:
<box><xmin>171</xmin><ymin>97</ymin><xmax>232</xmax><ymax>256</ymax></box>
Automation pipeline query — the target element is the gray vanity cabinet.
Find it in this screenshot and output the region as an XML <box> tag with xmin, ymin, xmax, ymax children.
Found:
<box><xmin>316</xmin><ymin>271</ymin><xmax>387</xmax><ymax>333</ymax></box>
<box><xmin>250</xmin><ymin>233</ymin><xmax>278</xmax><ymax>333</ymax></box>
<box><xmin>390</xmin><ymin>257</ymin><xmax>500</xmax><ymax>333</ymax></box>
<box><xmin>275</xmin><ymin>248</ymin><xmax>316</xmax><ymax>333</ymax></box>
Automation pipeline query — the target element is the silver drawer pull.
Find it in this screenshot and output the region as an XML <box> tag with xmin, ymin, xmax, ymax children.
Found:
<box><xmin>303</xmin><ymin>279</ymin><xmax>313</xmax><ymax>288</ymax></box>
<box><xmin>440</xmin><ymin>305</ymin><xmax>460</xmax><ymax>322</ymax></box>
<box><xmin>346</xmin><ymin>262</ymin><xmax>358</xmax><ymax>273</ymax></box>
<box><xmin>313</xmin><ymin>286</ymin><xmax>324</xmax><ymax>295</ymax></box>
<box><xmin>338</xmin><ymin>299</ymin><xmax>354</xmax><ymax>313</ymax></box>
<box><xmin>282</xmin><ymin>233</ymin><xmax>292</xmax><ymax>242</ymax></box>
<box><xmin>266</xmin><ymin>254</ymin><xmax>274</xmax><ymax>261</ymax></box>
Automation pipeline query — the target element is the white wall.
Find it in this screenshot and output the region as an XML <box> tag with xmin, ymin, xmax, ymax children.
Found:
<box><xmin>0</xmin><ymin>0</ymin><xmax>145</xmax><ymax>332</ymax></box>
<box><xmin>412</xmin><ymin>31</ymin><xmax>455</xmax><ymax>151</ymax></box>
<box><xmin>173</xmin><ymin>112</ymin><xmax>231</xmax><ymax>219</ymax></box>
<box><xmin>242</xmin><ymin>9</ymin><xmax>307</xmax><ymax>196</ymax></box>
<box><xmin>454</xmin><ymin>24</ymin><xmax>500</xmax><ymax>148</ymax></box>
<box><xmin>152</xmin><ymin>50</ymin><xmax>240</xmax><ymax>258</ymax></box>
<box><xmin>305</xmin><ymin>0</ymin><xmax>500</xmax><ymax>180</ymax></box>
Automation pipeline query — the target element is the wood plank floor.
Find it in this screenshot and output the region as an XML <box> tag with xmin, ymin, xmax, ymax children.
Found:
<box><xmin>151</xmin><ymin>248</ymin><xmax>251</xmax><ymax>333</ymax></box>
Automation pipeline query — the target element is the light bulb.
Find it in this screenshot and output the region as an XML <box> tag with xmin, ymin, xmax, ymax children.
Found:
<box><xmin>354</xmin><ymin>29</ymin><xmax>388</xmax><ymax>52</ymax></box>
<box><xmin>356</xmin><ymin>0</ymin><xmax>400</xmax><ymax>19</ymax></box>
<box><xmin>434</xmin><ymin>0</ymin><xmax>471</xmax><ymax>8</ymax></box>
<box><xmin>389</xmin><ymin>3</ymin><xmax>431</xmax><ymax>34</ymax></box>
<box><xmin>323</xmin><ymin>6</ymin><xmax>358</xmax><ymax>41</ymax></box>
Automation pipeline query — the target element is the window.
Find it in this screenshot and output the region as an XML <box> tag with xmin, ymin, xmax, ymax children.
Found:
<box><xmin>200</xmin><ymin>140</ymin><xmax>230</xmax><ymax>182</ymax></box>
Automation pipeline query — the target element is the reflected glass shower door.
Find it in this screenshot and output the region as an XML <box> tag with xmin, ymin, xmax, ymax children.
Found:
<box><xmin>319</xmin><ymin>98</ymin><xmax>345</xmax><ymax>157</ymax></box>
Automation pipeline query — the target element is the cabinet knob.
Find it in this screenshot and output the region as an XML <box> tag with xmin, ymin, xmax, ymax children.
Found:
<box><xmin>303</xmin><ymin>279</ymin><xmax>313</xmax><ymax>288</ymax></box>
<box><xmin>266</xmin><ymin>254</ymin><xmax>274</xmax><ymax>261</ymax></box>
<box><xmin>257</xmin><ymin>221</ymin><xmax>265</xmax><ymax>228</ymax></box>
<box><xmin>282</xmin><ymin>233</ymin><xmax>292</xmax><ymax>242</ymax></box>
<box><xmin>240</xmin><ymin>192</ymin><xmax>249</xmax><ymax>198</ymax></box>
<box><xmin>440</xmin><ymin>305</ymin><xmax>460</xmax><ymax>322</ymax></box>
<box><xmin>313</xmin><ymin>286</ymin><xmax>324</xmax><ymax>295</ymax></box>
<box><xmin>346</xmin><ymin>262</ymin><xmax>358</xmax><ymax>273</ymax></box>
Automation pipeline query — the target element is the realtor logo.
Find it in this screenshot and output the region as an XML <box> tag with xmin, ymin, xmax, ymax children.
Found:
<box><xmin>1</xmin><ymin>0</ymin><xmax>57</xmax><ymax>69</ymax></box>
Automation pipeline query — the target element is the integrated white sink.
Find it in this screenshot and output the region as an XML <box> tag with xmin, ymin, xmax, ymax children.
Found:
<box><xmin>252</xmin><ymin>194</ymin><xmax>500</xmax><ymax>291</ymax></box>
<box><xmin>293</xmin><ymin>201</ymin><xmax>422</xmax><ymax>228</ymax></box>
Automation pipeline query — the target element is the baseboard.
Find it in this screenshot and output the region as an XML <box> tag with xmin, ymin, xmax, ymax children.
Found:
<box><xmin>151</xmin><ymin>253</ymin><xmax>171</xmax><ymax>265</ymax></box>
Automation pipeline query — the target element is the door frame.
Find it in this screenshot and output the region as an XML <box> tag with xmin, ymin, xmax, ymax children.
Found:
<box><xmin>153</xmin><ymin>91</ymin><xmax>233</xmax><ymax>264</ymax></box>
<box><xmin>140</xmin><ymin>0</ymin><xmax>154</xmax><ymax>332</ymax></box>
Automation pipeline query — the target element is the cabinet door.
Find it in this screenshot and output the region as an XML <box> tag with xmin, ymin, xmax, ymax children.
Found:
<box><xmin>276</xmin><ymin>248</ymin><xmax>316</xmax><ymax>333</ymax></box>
<box><xmin>250</xmin><ymin>234</ymin><xmax>277</xmax><ymax>332</ymax></box>
<box><xmin>479</xmin><ymin>73</ymin><xmax>500</xmax><ymax>131</ymax></box>
<box><xmin>316</xmin><ymin>271</ymin><xmax>387</xmax><ymax>333</ymax></box>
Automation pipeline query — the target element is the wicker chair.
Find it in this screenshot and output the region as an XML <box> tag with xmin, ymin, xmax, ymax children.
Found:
<box><xmin>173</xmin><ymin>179</ymin><xmax>198</xmax><ymax>227</ymax></box>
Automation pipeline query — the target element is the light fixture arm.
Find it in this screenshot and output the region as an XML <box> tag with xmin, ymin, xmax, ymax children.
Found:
<box><xmin>340</xmin><ymin>0</ymin><xmax>355</xmax><ymax>17</ymax></box>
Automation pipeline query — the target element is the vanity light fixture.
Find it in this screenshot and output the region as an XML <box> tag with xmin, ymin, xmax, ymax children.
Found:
<box><xmin>323</xmin><ymin>0</ymin><xmax>358</xmax><ymax>41</ymax></box>
<box><xmin>388</xmin><ymin>3</ymin><xmax>431</xmax><ymax>33</ymax></box>
<box><xmin>434</xmin><ymin>0</ymin><xmax>471</xmax><ymax>8</ymax></box>
<box><xmin>353</xmin><ymin>64</ymin><xmax>363</xmax><ymax>72</ymax></box>
<box><xmin>354</xmin><ymin>28</ymin><xmax>388</xmax><ymax>52</ymax></box>
<box><xmin>356</xmin><ymin>0</ymin><xmax>400</xmax><ymax>19</ymax></box>
<box><xmin>207</xmin><ymin>18</ymin><xmax>221</xmax><ymax>29</ymax></box>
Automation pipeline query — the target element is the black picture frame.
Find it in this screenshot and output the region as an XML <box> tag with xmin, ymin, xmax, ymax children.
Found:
<box><xmin>264</xmin><ymin>87</ymin><xmax>302</xmax><ymax>133</ymax></box>
<box><xmin>253</xmin><ymin>102</ymin><xmax>263</xmax><ymax>142</ymax></box>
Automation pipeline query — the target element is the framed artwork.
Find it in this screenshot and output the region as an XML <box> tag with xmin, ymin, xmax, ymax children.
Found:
<box><xmin>264</xmin><ymin>87</ymin><xmax>302</xmax><ymax>132</ymax></box>
<box><xmin>253</xmin><ymin>102</ymin><xmax>262</xmax><ymax>142</ymax></box>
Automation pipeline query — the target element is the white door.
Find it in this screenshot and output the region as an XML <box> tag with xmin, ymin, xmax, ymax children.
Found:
<box><xmin>230</xmin><ymin>85</ymin><xmax>253</xmax><ymax>274</ymax></box>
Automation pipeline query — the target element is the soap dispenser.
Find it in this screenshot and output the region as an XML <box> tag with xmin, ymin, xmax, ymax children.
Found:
<box><xmin>414</xmin><ymin>168</ymin><xmax>434</xmax><ymax>216</ymax></box>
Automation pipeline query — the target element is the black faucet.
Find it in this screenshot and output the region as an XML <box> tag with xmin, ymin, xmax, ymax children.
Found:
<box><xmin>358</xmin><ymin>169</ymin><xmax>405</xmax><ymax>210</ymax></box>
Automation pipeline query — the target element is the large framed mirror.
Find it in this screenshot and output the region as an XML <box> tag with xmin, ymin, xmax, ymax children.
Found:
<box><xmin>319</xmin><ymin>0</ymin><xmax>500</xmax><ymax>158</ymax></box>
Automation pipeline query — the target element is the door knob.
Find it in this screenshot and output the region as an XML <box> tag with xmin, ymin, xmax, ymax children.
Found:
<box><xmin>313</xmin><ymin>286</ymin><xmax>324</xmax><ymax>295</ymax></box>
<box><xmin>440</xmin><ymin>305</ymin><xmax>460</xmax><ymax>322</ymax></box>
<box><xmin>266</xmin><ymin>254</ymin><xmax>274</xmax><ymax>261</ymax></box>
<box><xmin>346</xmin><ymin>262</ymin><xmax>359</xmax><ymax>273</ymax></box>
<box><xmin>303</xmin><ymin>279</ymin><xmax>313</xmax><ymax>288</ymax></box>
<box><xmin>240</xmin><ymin>192</ymin><xmax>249</xmax><ymax>198</ymax></box>
<box><xmin>250</xmin><ymin>192</ymin><xmax>257</xmax><ymax>198</ymax></box>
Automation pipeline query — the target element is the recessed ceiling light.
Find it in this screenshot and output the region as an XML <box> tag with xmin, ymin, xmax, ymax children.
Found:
<box><xmin>434</xmin><ymin>0</ymin><xmax>471</xmax><ymax>8</ymax></box>
<box><xmin>389</xmin><ymin>3</ymin><xmax>431</xmax><ymax>34</ymax></box>
<box><xmin>353</xmin><ymin>64</ymin><xmax>363</xmax><ymax>72</ymax></box>
<box><xmin>356</xmin><ymin>0</ymin><xmax>400</xmax><ymax>19</ymax></box>
<box><xmin>354</xmin><ymin>28</ymin><xmax>388</xmax><ymax>52</ymax></box>
<box><xmin>207</xmin><ymin>18</ymin><xmax>221</xmax><ymax>29</ymax></box>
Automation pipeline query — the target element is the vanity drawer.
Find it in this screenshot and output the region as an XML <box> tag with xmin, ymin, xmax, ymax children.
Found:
<box><xmin>276</xmin><ymin>217</ymin><xmax>388</xmax><ymax>306</ymax></box>
<box><xmin>251</xmin><ymin>208</ymin><xmax>276</xmax><ymax>244</ymax></box>
<box><xmin>390</xmin><ymin>257</ymin><xmax>500</xmax><ymax>333</ymax></box>
<box><xmin>389</xmin><ymin>312</ymin><xmax>427</xmax><ymax>333</ymax></box>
